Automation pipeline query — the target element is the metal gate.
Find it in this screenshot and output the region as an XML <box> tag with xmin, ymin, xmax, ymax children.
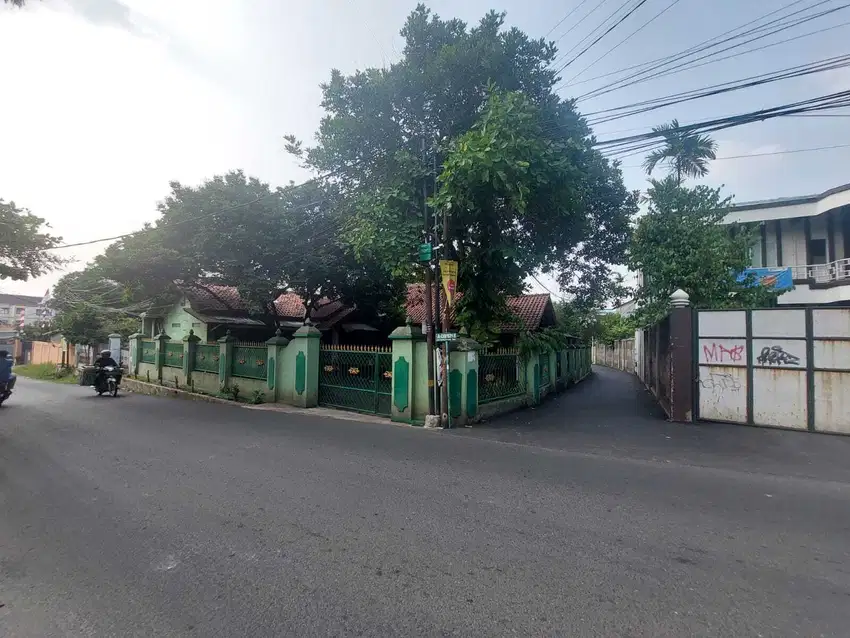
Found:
<box><xmin>318</xmin><ymin>345</ymin><xmax>392</xmax><ymax>416</ymax></box>
<box><xmin>695</xmin><ymin>307</ymin><xmax>850</xmax><ymax>434</ymax></box>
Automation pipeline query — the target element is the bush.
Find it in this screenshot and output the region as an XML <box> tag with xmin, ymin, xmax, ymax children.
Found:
<box><xmin>13</xmin><ymin>363</ymin><xmax>77</xmax><ymax>383</ymax></box>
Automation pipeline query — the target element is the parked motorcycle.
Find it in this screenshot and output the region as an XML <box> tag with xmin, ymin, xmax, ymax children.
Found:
<box><xmin>0</xmin><ymin>380</ymin><xmax>11</xmax><ymax>407</ymax></box>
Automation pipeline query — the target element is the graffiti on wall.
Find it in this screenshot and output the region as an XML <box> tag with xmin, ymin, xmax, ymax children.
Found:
<box><xmin>702</xmin><ymin>342</ymin><xmax>745</xmax><ymax>363</ymax></box>
<box><xmin>699</xmin><ymin>372</ymin><xmax>742</xmax><ymax>393</ymax></box>
<box><xmin>756</xmin><ymin>345</ymin><xmax>800</xmax><ymax>366</ymax></box>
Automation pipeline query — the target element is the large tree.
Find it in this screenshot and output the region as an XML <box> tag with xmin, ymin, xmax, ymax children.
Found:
<box><xmin>642</xmin><ymin>119</ymin><xmax>718</xmax><ymax>184</ymax></box>
<box><xmin>0</xmin><ymin>199</ymin><xmax>63</xmax><ymax>282</ymax></box>
<box><xmin>93</xmin><ymin>171</ymin><xmax>404</xmax><ymax>327</ymax></box>
<box><xmin>629</xmin><ymin>177</ymin><xmax>781</xmax><ymax>322</ymax></box>
<box><xmin>286</xmin><ymin>6</ymin><xmax>636</xmax><ymax>330</ymax></box>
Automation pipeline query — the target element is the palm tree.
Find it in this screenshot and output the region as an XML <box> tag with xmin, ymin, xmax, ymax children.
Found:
<box><xmin>642</xmin><ymin>119</ymin><xmax>718</xmax><ymax>184</ymax></box>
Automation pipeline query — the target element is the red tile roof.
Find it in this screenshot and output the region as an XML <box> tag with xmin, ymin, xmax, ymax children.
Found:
<box><xmin>405</xmin><ymin>284</ymin><xmax>554</xmax><ymax>332</ymax></box>
<box><xmin>179</xmin><ymin>283</ymin><xmax>351</xmax><ymax>326</ymax></box>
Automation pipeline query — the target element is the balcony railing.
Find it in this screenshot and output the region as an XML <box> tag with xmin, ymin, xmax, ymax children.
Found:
<box><xmin>790</xmin><ymin>258</ymin><xmax>850</xmax><ymax>284</ymax></box>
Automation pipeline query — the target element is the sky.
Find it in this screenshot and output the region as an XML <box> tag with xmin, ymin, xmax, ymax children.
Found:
<box><xmin>2</xmin><ymin>0</ymin><xmax>849</xmax><ymax>299</ymax></box>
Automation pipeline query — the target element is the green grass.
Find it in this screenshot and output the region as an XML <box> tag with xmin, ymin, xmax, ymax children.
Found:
<box><xmin>13</xmin><ymin>363</ymin><xmax>78</xmax><ymax>384</ymax></box>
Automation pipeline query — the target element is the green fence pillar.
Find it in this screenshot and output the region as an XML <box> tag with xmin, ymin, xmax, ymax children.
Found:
<box><xmin>153</xmin><ymin>332</ymin><xmax>170</xmax><ymax>382</ymax></box>
<box><xmin>447</xmin><ymin>337</ymin><xmax>481</xmax><ymax>427</ymax></box>
<box><xmin>389</xmin><ymin>321</ymin><xmax>423</xmax><ymax>424</ymax></box>
<box><xmin>525</xmin><ymin>352</ymin><xmax>540</xmax><ymax>406</ymax></box>
<box><xmin>265</xmin><ymin>329</ymin><xmax>290</xmax><ymax>402</ymax></box>
<box><xmin>128</xmin><ymin>333</ymin><xmax>143</xmax><ymax>376</ymax></box>
<box><xmin>291</xmin><ymin>321</ymin><xmax>321</xmax><ymax>408</ymax></box>
<box><xmin>218</xmin><ymin>330</ymin><xmax>236</xmax><ymax>391</ymax></box>
<box><xmin>183</xmin><ymin>329</ymin><xmax>200</xmax><ymax>387</ymax></box>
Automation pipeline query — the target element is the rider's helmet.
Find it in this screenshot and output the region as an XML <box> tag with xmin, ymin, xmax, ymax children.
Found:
<box><xmin>100</xmin><ymin>350</ymin><xmax>112</xmax><ymax>358</ymax></box>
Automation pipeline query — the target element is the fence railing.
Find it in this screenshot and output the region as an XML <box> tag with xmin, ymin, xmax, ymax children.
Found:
<box><xmin>193</xmin><ymin>343</ymin><xmax>219</xmax><ymax>373</ymax></box>
<box><xmin>539</xmin><ymin>352</ymin><xmax>551</xmax><ymax>390</ymax></box>
<box><xmin>141</xmin><ymin>339</ymin><xmax>156</xmax><ymax>364</ymax></box>
<box><xmin>163</xmin><ymin>341</ymin><xmax>184</xmax><ymax>368</ymax></box>
<box><xmin>789</xmin><ymin>258</ymin><xmax>850</xmax><ymax>284</ymax></box>
<box><xmin>318</xmin><ymin>345</ymin><xmax>392</xmax><ymax>415</ymax></box>
<box><xmin>231</xmin><ymin>343</ymin><xmax>267</xmax><ymax>380</ymax></box>
<box><xmin>478</xmin><ymin>348</ymin><xmax>525</xmax><ymax>404</ymax></box>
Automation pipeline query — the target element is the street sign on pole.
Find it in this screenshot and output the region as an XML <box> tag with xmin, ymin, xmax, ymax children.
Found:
<box><xmin>436</xmin><ymin>332</ymin><xmax>458</xmax><ymax>342</ymax></box>
<box><xmin>418</xmin><ymin>243</ymin><xmax>433</xmax><ymax>262</ymax></box>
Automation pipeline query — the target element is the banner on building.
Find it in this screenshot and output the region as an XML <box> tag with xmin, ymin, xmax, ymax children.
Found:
<box><xmin>736</xmin><ymin>267</ymin><xmax>793</xmax><ymax>291</ymax></box>
<box><xmin>439</xmin><ymin>260</ymin><xmax>458</xmax><ymax>307</ymax></box>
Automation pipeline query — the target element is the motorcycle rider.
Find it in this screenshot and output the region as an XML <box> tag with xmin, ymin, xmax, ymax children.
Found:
<box><xmin>0</xmin><ymin>349</ymin><xmax>16</xmax><ymax>392</ymax></box>
<box><xmin>93</xmin><ymin>350</ymin><xmax>118</xmax><ymax>389</ymax></box>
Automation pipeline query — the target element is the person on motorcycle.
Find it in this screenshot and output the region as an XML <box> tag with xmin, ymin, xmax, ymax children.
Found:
<box><xmin>0</xmin><ymin>349</ymin><xmax>16</xmax><ymax>391</ymax></box>
<box><xmin>93</xmin><ymin>350</ymin><xmax>118</xmax><ymax>388</ymax></box>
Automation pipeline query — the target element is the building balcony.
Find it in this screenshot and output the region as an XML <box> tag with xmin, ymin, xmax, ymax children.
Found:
<box><xmin>779</xmin><ymin>258</ymin><xmax>850</xmax><ymax>305</ymax></box>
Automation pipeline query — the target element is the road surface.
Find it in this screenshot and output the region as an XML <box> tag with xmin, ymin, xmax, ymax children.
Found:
<box><xmin>2</xmin><ymin>372</ymin><xmax>849</xmax><ymax>636</ymax></box>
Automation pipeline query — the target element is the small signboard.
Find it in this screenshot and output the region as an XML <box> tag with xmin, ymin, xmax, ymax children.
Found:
<box><xmin>418</xmin><ymin>243</ymin><xmax>433</xmax><ymax>262</ymax></box>
<box><xmin>436</xmin><ymin>332</ymin><xmax>458</xmax><ymax>341</ymax></box>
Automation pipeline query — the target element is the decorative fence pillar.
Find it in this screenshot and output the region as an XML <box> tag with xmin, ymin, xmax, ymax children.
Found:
<box><xmin>265</xmin><ymin>329</ymin><xmax>290</xmax><ymax>402</ymax></box>
<box><xmin>153</xmin><ymin>332</ymin><xmax>170</xmax><ymax>382</ymax></box>
<box><xmin>218</xmin><ymin>330</ymin><xmax>236</xmax><ymax>390</ymax></box>
<box><xmin>182</xmin><ymin>329</ymin><xmax>200</xmax><ymax>387</ymax></box>
<box><xmin>668</xmin><ymin>289</ymin><xmax>694</xmax><ymax>422</ymax></box>
<box><xmin>447</xmin><ymin>337</ymin><xmax>481</xmax><ymax>427</ymax></box>
<box><xmin>128</xmin><ymin>333</ymin><xmax>143</xmax><ymax>375</ymax></box>
<box><xmin>389</xmin><ymin>321</ymin><xmax>422</xmax><ymax>424</ymax></box>
<box><xmin>291</xmin><ymin>321</ymin><xmax>321</xmax><ymax>408</ymax></box>
<box><xmin>525</xmin><ymin>353</ymin><xmax>541</xmax><ymax>406</ymax></box>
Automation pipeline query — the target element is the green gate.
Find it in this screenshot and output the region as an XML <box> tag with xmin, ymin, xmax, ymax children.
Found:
<box><xmin>319</xmin><ymin>346</ymin><xmax>392</xmax><ymax>416</ymax></box>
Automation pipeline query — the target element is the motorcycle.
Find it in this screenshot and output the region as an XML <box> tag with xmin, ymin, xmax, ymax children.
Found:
<box><xmin>82</xmin><ymin>365</ymin><xmax>122</xmax><ymax>397</ymax></box>
<box><xmin>0</xmin><ymin>380</ymin><xmax>11</xmax><ymax>407</ymax></box>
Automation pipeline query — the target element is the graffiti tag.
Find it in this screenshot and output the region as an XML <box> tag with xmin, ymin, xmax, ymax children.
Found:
<box><xmin>699</xmin><ymin>372</ymin><xmax>742</xmax><ymax>392</ymax></box>
<box><xmin>703</xmin><ymin>343</ymin><xmax>745</xmax><ymax>363</ymax></box>
<box><xmin>756</xmin><ymin>345</ymin><xmax>800</xmax><ymax>366</ymax></box>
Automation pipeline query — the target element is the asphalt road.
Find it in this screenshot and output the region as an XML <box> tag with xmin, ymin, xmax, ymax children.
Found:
<box><xmin>2</xmin><ymin>373</ymin><xmax>849</xmax><ymax>637</ymax></box>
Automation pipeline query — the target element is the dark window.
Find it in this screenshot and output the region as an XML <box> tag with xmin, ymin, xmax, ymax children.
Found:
<box><xmin>810</xmin><ymin>238</ymin><xmax>827</xmax><ymax>264</ymax></box>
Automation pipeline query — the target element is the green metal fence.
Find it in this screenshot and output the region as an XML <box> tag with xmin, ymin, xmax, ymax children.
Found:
<box><xmin>141</xmin><ymin>340</ymin><xmax>156</xmax><ymax>364</ymax></box>
<box><xmin>163</xmin><ymin>342</ymin><xmax>183</xmax><ymax>368</ymax></box>
<box><xmin>232</xmin><ymin>344</ymin><xmax>267</xmax><ymax>380</ymax></box>
<box><xmin>478</xmin><ymin>349</ymin><xmax>525</xmax><ymax>404</ymax></box>
<box><xmin>539</xmin><ymin>352</ymin><xmax>551</xmax><ymax>390</ymax></box>
<box><xmin>318</xmin><ymin>345</ymin><xmax>392</xmax><ymax>416</ymax></box>
<box><xmin>193</xmin><ymin>343</ymin><xmax>219</xmax><ymax>373</ymax></box>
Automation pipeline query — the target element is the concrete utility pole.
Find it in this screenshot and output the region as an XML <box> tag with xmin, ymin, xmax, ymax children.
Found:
<box><xmin>439</xmin><ymin>177</ymin><xmax>450</xmax><ymax>428</ymax></box>
<box><xmin>422</xmin><ymin>139</ymin><xmax>437</xmax><ymax>419</ymax></box>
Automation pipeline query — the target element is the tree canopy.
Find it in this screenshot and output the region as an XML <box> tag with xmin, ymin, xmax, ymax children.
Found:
<box><xmin>88</xmin><ymin>171</ymin><xmax>405</xmax><ymax>330</ymax></box>
<box><xmin>629</xmin><ymin>176</ymin><xmax>780</xmax><ymax>322</ymax></box>
<box><xmin>641</xmin><ymin>119</ymin><xmax>718</xmax><ymax>184</ymax></box>
<box><xmin>287</xmin><ymin>5</ymin><xmax>637</xmax><ymax>331</ymax></box>
<box><xmin>0</xmin><ymin>199</ymin><xmax>63</xmax><ymax>282</ymax></box>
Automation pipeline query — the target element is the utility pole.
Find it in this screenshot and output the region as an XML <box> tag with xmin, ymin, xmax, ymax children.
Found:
<box><xmin>439</xmin><ymin>155</ymin><xmax>450</xmax><ymax>428</ymax></box>
<box><xmin>432</xmin><ymin>147</ymin><xmax>442</xmax><ymax>417</ymax></box>
<box><xmin>422</xmin><ymin>138</ymin><xmax>437</xmax><ymax>417</ymax></box>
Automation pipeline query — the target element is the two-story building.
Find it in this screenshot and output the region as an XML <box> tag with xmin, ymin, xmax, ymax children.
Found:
<box><xmin>0</xmin><ymin>292</ymin><xmax>48</xmax><ymax>338</ymax></box>
<box><xmin>725</xmin><ymin>183</ymin><xmax>850</xmax><ymax>306</ymax></box>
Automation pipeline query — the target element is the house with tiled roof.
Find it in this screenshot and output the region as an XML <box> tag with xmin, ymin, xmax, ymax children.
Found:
<box><xmin>140</xmin><ymin>282</ymin><xmax>380</xmax><ymax>343</ymax></box>
<box><xmin>404</xmin><ymin>283</ymin><xmax>558</xmax><ymax>343</ymax></box>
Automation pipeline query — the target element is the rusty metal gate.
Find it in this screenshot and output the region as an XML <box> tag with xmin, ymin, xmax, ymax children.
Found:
<box><xmin>694</xmin><ymin>307</ymin><xmax>850</xmax><ymax>434</ymax></box>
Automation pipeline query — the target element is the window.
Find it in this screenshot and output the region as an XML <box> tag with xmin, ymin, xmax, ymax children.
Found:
<box><xmin>192</xmin><ymin>322</ymin><xmax>202</xmax><ymax>328</ymax></box>
<box><xmin>809</xmin><ymin>238</ymin><xmax>827</xmax><ymax>265</ymax></box>
<box><xmin>171</xmin><ymin>322</ymin><xmax>181</xmax><ymax>328</ymax></box>
<box><xmin>0</xmin><ymin>308</ymin><xmax>8</xmax><ymax>316</ymax></box>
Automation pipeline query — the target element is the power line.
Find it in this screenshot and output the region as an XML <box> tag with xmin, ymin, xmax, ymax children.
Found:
<box><xmin>617</xmin><ymin>142</ymin><xmax>850</xmax><ymax>167</ymax></box>
<box><xmin>575</xmin><ymin>1</ymin><xmax>848</xmax><ymax>100</ymax></box>
<box><xmin>545</xmin><ymin>0</ymin><xmax>597</xmax><ymax>38</ymax></box>
<box><xmin>561</xmin><ymin>0</ymin><xmax>684</xmax><ymax>85</ymax></box>
<box><xmin>548</xmin><ymin>0</ymin><xmax>613</xmax><ymax>47</ymax></box>
<box><xmin>531</xmin><ymin>273</ymin><xmax>566</xmax><ymax>301</ymax></box>
<box><xmin>553</xmin><ymin>0</ymin><xmax>652</xmax><ymax>74</ymax></box>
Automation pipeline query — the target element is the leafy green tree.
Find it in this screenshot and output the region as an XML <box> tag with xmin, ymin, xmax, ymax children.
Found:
<box><xmin>94</xmin><ymin>171</ymin><xmax>404</xmax><ymax>326</ymax></box>
<box><xmin>642</xmin><ymin>119</ymin><xmax>718</xmax><ymax>184</ymax></box>
<box><xmin>286</xmin><ymin>5</ymin><xmax>636</xmax><ymax>330</ymax></box>
<box><xmin>1</xmin><ymin>199</ymin><xmax>63</xmax><ymax>281</ymax></box>
<box><xmin>4</xmin><ymin>0</ymin><xmax>29</xmax><ymax>7</ymax></box>
<box><xmin>629</xmin><ymin>177</ymin><xmax>780</xmax><ymax>322</ymax></box>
